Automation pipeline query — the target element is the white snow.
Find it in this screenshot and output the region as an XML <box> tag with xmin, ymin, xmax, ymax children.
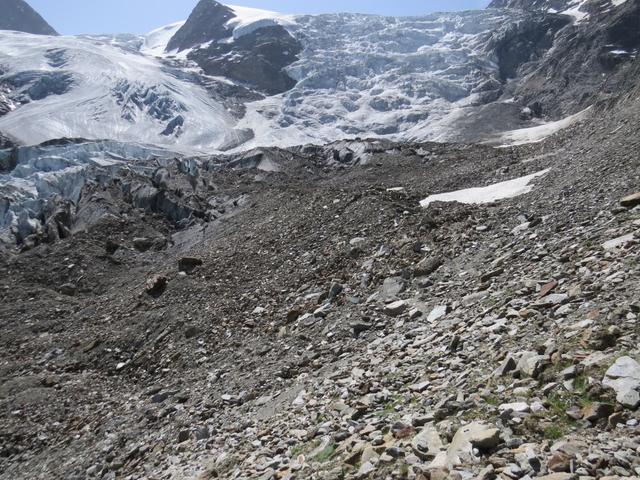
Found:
<box><xmin>420</xmin><ymin>169</ymin><xmax>551</xmax><ymax>207</ymax></box>
<box><xmin>611</xmin><ymin>0</ymin><xmax>628</xmax><ymax>6</ymax></box>
<box><xmin>231</xmin><ymin>10</ymin><xmax>512</xmax><ymax>151</ymax></box>
<box><xmin>561</xmin><ymin>0</ymin><xmax>590</xmax><ymax>22</ymax></box>
<box><xmin>0</xmin><ymin>31</ymin><xmax>236</xmax><ymax>154</ymax></box>
<box><xmin>496</xmin><ymin>107</ymin><xmax>591</xmax><ymax>146</ymax></box>
<box><xmin>0</xmin><ymin>9</ymin><xmax>560</xmax><ymax>154</ymax></box>
<box><xmin>141</xmin><ymin>21</ymin><xmax>185</xmax><ymax>56</ymax></box>
<box><xmin>225</xmin><ymin>4</ymin><xmax>296</xmax><ymax>39</ymax></box>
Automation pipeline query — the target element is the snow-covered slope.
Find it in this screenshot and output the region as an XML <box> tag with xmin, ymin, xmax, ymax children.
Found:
<box><xmin>0</xmin><ymin>7</ymin><xmax>520</xmax><ymax>152</ymax></box>
<box><xmin>488</xmin><ymin>0</ymin><xmax>632</xmax><ymax>22</ymax></box>
<box><xmin>141</xmin><ymin>21</ymin><xmax>185</xmax><ymax>57</ymax></box>
<box><xmin>231</xmin><ymin>9</ymin><xmax>518</xmax><ymax>149</ymax></box>
<box><xmin>226</xmin><ymin>4</ymin><xmax>296</xmax><ymax>39</ymax></box>
<box><xmin>0</xmin><ymin>31</ymin><xmax>236</xmax><ymax>153</ymax></box>
<box><xmin>0</xmin><ymin>0</ymin><xmax>635</xmax><ymax>155</ymax></box>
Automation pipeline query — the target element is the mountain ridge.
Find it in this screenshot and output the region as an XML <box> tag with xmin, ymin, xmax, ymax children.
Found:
<box><xmin>0</xmin><ymin>0</ymin><xmax>57</xmax><ymax>35</ymax></box>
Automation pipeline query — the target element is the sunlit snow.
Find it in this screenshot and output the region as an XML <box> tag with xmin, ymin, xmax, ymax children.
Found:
<box><xmin>0</xmin><ymin>31</ymin><xmax>235</xmax><ymax>153</ymax></box>
<box><xmin>420</xmin><ymin>169</ymin><xmax>551</xmax><ymax>207</ymax></box>
<box><xmin>141</xmin><ymin>21</ymin><xmax>185</xmax><ymax>56</ymax></box>
<box><xmin>496</xmin><ymin>107</ymin><xmax>591</xmax><ymax>146</ymax></box>
<box><xmin>226</xmin><ymin>4</ymin><xmax>296</xmax><ymax>39</ymax></box>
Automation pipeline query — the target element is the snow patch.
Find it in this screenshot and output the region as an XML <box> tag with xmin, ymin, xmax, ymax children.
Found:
<box><xmin>561</xmin><ymin>0</ymin><xmax>590</xmax><ymax>22</ymax></box>
<box><xmin>496</xmin><ymin>107</ymin><xmax>591</xmax><ymax>146</ymax></box>
<box><xmin>142</xmin><ymin>21</ymin><xmax>185</xmax><ymax>56</ymax></box>
<box><xmin>420</xmin><ymin>169</ymin><xmax>551</xmax><ymax>207</ymax></box>
<box><xmin>225</xmin><ymin>4</ymin><xmax>296</xmax><ymax>39</ymax></box>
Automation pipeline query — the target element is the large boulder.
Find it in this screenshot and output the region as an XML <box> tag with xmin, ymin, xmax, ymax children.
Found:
<box><xmin>602</xmin><ymin>356</ymin><xmax>640</xmax><ymax>409</ymax></box>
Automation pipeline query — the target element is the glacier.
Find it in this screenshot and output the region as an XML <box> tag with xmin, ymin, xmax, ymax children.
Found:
<box><xmin>0</xmin><ymin>31</ymin><xmax>236</xmax><ymax>153</ymax></box>
<box><xmin>0</xmin><ymin>7</ymin><xmax>529</xmax><ymax>154</ymax></box>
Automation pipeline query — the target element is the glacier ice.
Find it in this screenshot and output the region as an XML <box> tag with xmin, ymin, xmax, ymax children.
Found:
<box><xmin>0</xmin><ymin>140</ymin><xmax>175</xmax><ymax>244</ymax></box>
<box><xmin>0</xmin><ymin>7</ymin><xmax>533</xmax><ymax>154</ymax></box>
<box><xmin>0</xmin><ymin>31</ymin><xmax>235</xmax><ymax>154</ymax></box>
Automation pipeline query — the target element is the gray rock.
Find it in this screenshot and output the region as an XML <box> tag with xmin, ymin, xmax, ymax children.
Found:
<box><xmin>517</xmin><ymin>352</ymin><xmax>548</xmax><ymax>378</ymax></box>
<box><xmin>499</xmin><ymin>402</ymin><xmax>530</xmax><ymax>413</ymax></box>
<box><xmin>379</xmin><ymin>276</ymin><xmax>406</xmax><ymax>301</ymax></box>
<box><xmin>602</xmin><ymin>233</ymin><xmax>635</xmax><ymax>251</ymax></box>
<box><xmin>178</xmin><ymin>257</ymin><xmax>203</xmax><ymax>274</ymax></box>
<box><xmin>414</xmin><ymin>257</ymin><xmax>443</xmax><ymax>276</ymax></box>
<box><xmin>620</xmin><ymin>192</ymin><xmax>640</xmax><ymax>208</ymax></box>
<box><xmin>411</xmin><ymin>425</ymin><xmax>443</xmax><ymax>460</ymax></box>
<box><xmin>602</xmin><ymin>356</ymin><xmax>640</xmax><ymax>409</ymax></box>
<box><xmin>533</xmin><ymin>293</ymin><xmax>569</xmax><ymax>308</ymax></box>
<box><xmin>430</xmin><ymin>422</ymin><xmax>500</xmax><ymax>469</ymax></box>
<box><xmin>59</xmin><ymin>283</ymin><xmax>77</xmax><ymax>296</ymax></box>
<box><xmin>384</xmin><ymin>300</ymin><xmax>407</xmax><ymax>316</ymax></box>
<box><xmin>428</xmin><ymin>305</ymin><xmax>449</xmax><ymax>323</ymax></box>
<box><xmin>494</xmin><ymin>355</ymin><xmax>517</xmax><ymax>377</ymax></box>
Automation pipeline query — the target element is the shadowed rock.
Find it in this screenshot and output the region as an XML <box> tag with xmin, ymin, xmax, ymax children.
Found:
<box><xmin>0</xmin><ymin>0</ymin><xmax>58</xmax><ymax>35</ymax></box>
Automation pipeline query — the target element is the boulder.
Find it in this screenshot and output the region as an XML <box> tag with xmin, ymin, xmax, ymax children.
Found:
<box><xmin>414</xmin><ymin>257</ymin><xmax>443</xmax><ymax>276</ymax></box>
<box><xmin>145</xmin><ymin>275</ymin><xmax>168</xmax><ymax>297</ymax></box>
<box><xmin>602</xmin><ymin>356</ymin><xmax>640</xmax><ymax>409</ymax></box>
<box><xmin>427</xmin><ymin>305</ymin><xmax>449</xmax><ymax>323</ymax></box>
<box><xmin>429</xmin><ymin>422</ymin><xmax>500</xmax><ymax>469</ymax></box>
<box><xmin>411</xmin><ymin>424</ymin><xmax>443</xmax><ymax>460</ymax></box>
<box><xmin>620</xmin><ymin>192</ymin><xmax>640</xmax><ymax>208</ymax></box>
<box><xmin>384</xmin><ymin>300</ymin><xmax>407</xmax><ymax>316</ymax></box>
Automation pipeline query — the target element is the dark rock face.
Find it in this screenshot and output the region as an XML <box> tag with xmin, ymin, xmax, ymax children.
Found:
<box><xmin>0</xmin><ymin>0</ymin><xmax>57</xmax><ymax>35</ymax></box>
<box><xmin>188</xmin><ymin>26</ymin><xmax>302</xmax><ymax>95</ymax></box>
<box><xmin>488</xmin><ymin>0</ymin><xmax>640</xmax><ymax>117</ymax></box>
<box><xmin>166</xmin><ymin>0</ymin><xmax>235</xmax><ymax>52</ymax></box>
<box><xmin>0</xmin><ymin>137</ymin><xmax>18</xmax><ymax>172</ymax></box>
<box><xmin>513</xmin><ymin>2</ymin><xmax>639</xmax><ymax>116</ymax></box>
<box><xmin>166</xmin><ymin>0</ymin><xmax>302</xmax><ymax>95</ymax></box>
<box><xmin>490</xmin><ymin>13</ymin><xmax>570</xmax><ymax>81</ymax></box>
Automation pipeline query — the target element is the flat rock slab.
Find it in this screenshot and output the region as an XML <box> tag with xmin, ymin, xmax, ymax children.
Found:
<box><xmin>620</xmin><ymin>192</ymin><xmax>640</xmax><ymax>208</ymax></box>
<box><xmin>602</xmin><ymin>233</ymin><xmax>635</xmax><ymax>251</ymax></box>
<box><xmin>602</xmin><ymin>356</ymin><xmax>640</xmax><ymax>409</ymax></box>
<box><xmin>428</xmin><ymin>305</ymin><xmax>449</xmax><ymax>322</ymax></box>
<box><xmin>384</xmin><ymin>300</ymin><xmax>407</xmax><ymax>316</ymax></box>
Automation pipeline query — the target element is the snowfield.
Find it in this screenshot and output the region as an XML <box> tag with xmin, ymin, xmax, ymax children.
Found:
<box><xmin>232</xmin><ymin>9</ymin><xmax>514</xmax><ymax>151</ymax></box>
<box><xmin>496</xmin><ymin>107</ymin><xmax>592</xmax><ymax>146</ymax></box>
<box><xmin>420</xmin><ymin>169</ymin><xmax>551</xmax><ymax>207</ymax></box>
<box><xmin>0</xmin><ymin>31</ymin><xmax>236</xmax><ymax>153</ymax></box>
<box><xmin>0</xmin><ymin>7</ymin><xmax>519</xmax><ymax>153</ymax></box>
<box><xmin>226</xmin><ymin>4</ymin><xmax>296</xmax><ymax>39</ymax></box>
<box><xmin>141</xmin><ymin>21</ymin><xmax>185</xmax><ymax>56</ymax></box>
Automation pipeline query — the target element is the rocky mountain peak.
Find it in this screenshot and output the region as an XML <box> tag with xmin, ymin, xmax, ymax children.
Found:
<box><xmin>0</xmin><ymin>0</ymin><xmax>57</xmax><ymax>35</ymax></box>
<box><xmin>165</xmin><ymin>0</ymin><xmax>235</xmax><ymax>52</ymax></box>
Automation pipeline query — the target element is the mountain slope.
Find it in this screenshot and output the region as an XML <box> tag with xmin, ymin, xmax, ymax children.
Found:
<box><xmin>490</xmin><ymin>0</ymin><xmax>640</xmax><ymax>117</ymax></box>
<box><xmin>0</xmin><ymin>32</ymin><xmax>237</xmax><ymax>153</ymax></box>
<box><xmin>165</xmin><ymin>0</ymin><xmax>235</xmax><ymax>52</ymax></box>
<box><xmin>0</xmin><ymin>0</ymin><xmax>57</xmax><ymax>35</ymax></box>
<box><xmin>0</xmin><ymin>69</ymin><xmax>639</xmax><ymax>479</ymax></box>
<box><xmin>0</xmin><ymin>0</ymin><xmax>636</xmax><ymax>153</ymax></box>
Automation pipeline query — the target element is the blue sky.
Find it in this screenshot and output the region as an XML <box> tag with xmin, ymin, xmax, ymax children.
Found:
<box><xmin>29</xmin><ymin>0</ymin><xmax>492</xmax><ymax>35</ymax></box>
